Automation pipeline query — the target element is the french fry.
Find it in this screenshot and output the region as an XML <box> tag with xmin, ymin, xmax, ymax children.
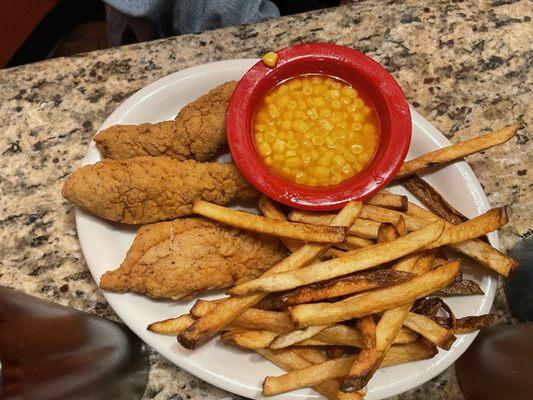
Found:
<box><xmin>258</xmin><ymin>196</ymin><xmax>302</xmax><ymax>252</ymax></box>
<box><xmin>366</xmin><ymin>192</ymin><xmax>408</xmax><ymax>211</ymax></box>
<box><xmin>257</xmin><ymin>269</ymin><xmax>415</xmax><ymax>310</ymax></box>
<box><xmin>262</xmin><ymin>340</ymin><xmax>437</xmax><ymax>395</ymax></box>
<box><xmin>435</xmin><ymin>280</ymin><xmax>484</xmax><ymax>296</ymax></box>
<box><xmin>147</xmin><ymin>314</ymin><xmax>195</xmax><ymax>335</ymax></box>
<box><xmin>377</xmin><ymin>222</ymin><xmax>400</xmax><ymax>243</ymax></box>
<box><xmin>193</xmin><ymin>199</ymin><xmax>347</xmax><ymax>243</ymax></box>
<box><xmin>222</xmin><ymin>330</ymin><xmax>278</xmax><ymax>348</ymax></box>
<box><xmin>450</xmin><ymin>239</ymin><xmax>517</xmax><ymax>276</ymax></box>
<box><xmin>404</xmin><ymin>312</ymin><xmax>456</xmax><ymax>350</ymax></box>
<box><xmin>402</xmin><ymin>175</ymin><xmax>467</xmax><ymax>224</ymax></box>
<box><xmin>290</xmin><ymin>260</ymin><xmax>460</xmax><ymax>327</ymax></box>
<box><xmin>344</xmin><ymin>235</ymin><xmax>375</xmax><ymax>248</ymax></box>
<box><xmin>228</xmin><ymin>220</ymin><xmax>445</xmax><ymax>295</ymax></box>
<box><xmin>178</xmin><ymin>202</ymin><xmax>363</xmax><ymax>349</ymax></box>
<box><xmin>190</xmin><ymin>300</ymin><xmax>295</xmax><ymax>333</ymax></box>
<box><xmin>357</xmin><ymin>316</ymin><xmax>377</xmax><ymax>349</ymax></box>
<box><xmin>395</xmin><ymin>125</ymin><xmax>521</xmax><ymax>179</ymax></box>
<box><xmin>289</xmin><ymin>205</ymin><xmax>430</xmax><ymax>233</ymax></box>
<box><xmin>349</xmin><ymin>219</ymin><xmax>382</xmax><ymax>239</ymax></box>
<box><xmin>269</xmin><ymin>324</ymin><xmax>331</xmax><ymax>349</ymax></box>
<box><xmin>425</xmin><ymin>208</ymin><xmax>508</xmax><ymax>249</ymax></box>
<box><xmin>255</xmin><ymin>348</ymin><xmax>354</xmax><ymax>400</ymax></box>
<box><xmin>433</xmin><ymin>313</ymin><xmax>495</xmax><ymax>334</ymax></box>
<box><xmin>301</xmin><ymin>325</ymin><xmax>417</xmax><ymax>347</ymax></box>
<box><xmin>399</xmin><ymin>177</ymin><xmax>517</xmax><ymax>276</ymax></box>
<box><xmin>341</xmin><ymin>227</ymin><xmax>420</xmax><ymax>391</ymax></box>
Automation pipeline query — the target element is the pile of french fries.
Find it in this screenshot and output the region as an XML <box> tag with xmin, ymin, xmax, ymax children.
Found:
<box><xmin>147</xmin><ymin>125</ymin><xmax>521</xmax><ymax>399</ymax></box>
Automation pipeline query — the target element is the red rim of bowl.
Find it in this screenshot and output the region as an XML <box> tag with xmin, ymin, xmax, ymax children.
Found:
<box><xmin>227</xmin><ymin>43</ymin><xmax>411</xmax><ymax>211</ymax></box>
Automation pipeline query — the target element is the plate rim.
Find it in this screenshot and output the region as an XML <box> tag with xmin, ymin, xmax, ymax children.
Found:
<box><xmin>75</xmin><ymin>59</ymin><xmax>497</xmax><ymax>399</ymax></box>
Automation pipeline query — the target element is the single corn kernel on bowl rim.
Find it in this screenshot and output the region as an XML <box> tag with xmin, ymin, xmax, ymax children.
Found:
<box><xmin>227</xmin><ymin>42</ymin><xmax>412</xmax><ymax>210</ymax></box>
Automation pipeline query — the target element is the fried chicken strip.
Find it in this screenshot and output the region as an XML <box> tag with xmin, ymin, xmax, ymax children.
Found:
<box><xmin>93</xmin><ymin>81</ymin><xmax>237</xmax><ymax>161</ymax></box>
<box><xmin>99</xmin><ymin>217</ymin><xmax>287</xmax><ymax>299</ymax></box>
<box><xmin>62</xmin><ymin>157</ymin><xmax>258</xmax><ymax>224</ymax></box>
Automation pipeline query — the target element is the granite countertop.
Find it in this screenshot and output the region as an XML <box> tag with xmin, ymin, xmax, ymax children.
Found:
<box><xmin>0</xmin><ymin>0</ymin><xmax>531</xmax><ymax>399</ymax></box>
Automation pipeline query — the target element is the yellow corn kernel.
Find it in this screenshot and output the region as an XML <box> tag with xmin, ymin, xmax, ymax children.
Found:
<box><xmin>337</xmin><ymin>120</ymin><xmax>349</xmax><ymax>130</ymax></box>
<box><xmin>264</xmin><ymin>130</ymin><xmax>277</xmax><ymax>143</ymax></box>
<box><xmin>282</xmin><ymin>166</ymin><xmax>291</xmax><ymax>176</ymax></box>
<box><xmin>293</xmin><ymin>110</ymin><xmax>305</xmax><ymax>119</ymax></box>
<box><xmin>285</xmin><ymin>149</ymin><xmax>297</xmax><ymax>158</ymax></box>
<box><xmin>352</xmin><ymin>122</ymin><xmax>363</xmax><ymax>131</ymax></box>
<box><xmin>331</xmin><ymin>174</ymin><xmax>343</xmax><ymax>185</ymax></box>
<box><xmin>319</xmin><ymin>118</ymin><xmax>334</xmax><ymax>131</ymax></box>
<box><xmin>314</xmin><ymin>166</ymin><xmax>330</xmax><ymax>179</ymax></box>
<box><xmin>362</xmin><ymin>106</ymin><xmax>373</xmax><ymax>115</ymax></box>
<box><xmin>255</xmin><ymin>123</ymin><xmax>266</xmax><ymax>132</ymax></box>
<box><xmin>287</xmin><ymin>140</ymin><xmax>299</xmax><ymax>149</ymax></box>
<box><xmin>310</xmin><ymin>150</ymin><xmax>320</xmax><ymax>160</ymax></box>
<box><xmin>340</xmin><ymin>96</ymin><xmax>351</xmax><ymax>105</ymax></box>
<box><xmin>286</xmin><ymin>131</ymin><xmax>296</xmax><ymax>140</ymax></box>
<box><xmin>331</xmin><ymin>112</ymin><xmax>344</xmax><ymax>124</ymax></box>
<box><xmin>262</xmin><ymin>51</ymin><xmax>278</xmax><ymax>67</ymax></box>
<box><xmin>285</xmin><ymin>157</ymin><xmax>302</xmax><ymax>168</ymax></box>
<box><xmin>268</xmin><ymin>104</ymin><xmax>280</xmax><ymax>118</ymax></box>
<box><xmin>316</xmin><ymin>84</ymin><xmax>329</xmax><ymax>95</ymax></box>
<box><xmin>341</xmin><ymin>164</ymin><xmax>353</xmax><ymax>175</ymax></box>
<box><xmin>302</xmin><ymin>139</ymin><xmax>313</xmax><ymax>148</ymax></box>
<box><xmin>312</xmin><ymin>136</ymin><xmax>325</xmax><ymax>146</ymax></box>
<box><xmin>351</xmin><ymin>144</ymin><xmax>364</xmax><ymax>154</ymax></box>
<box><xmin>281</xmin><ymin>120</ymin><xmax>291</xmax><ymax>130</ymax></box>
<box><xmin>311</xmin><ymin>76</ymin><xmax>323</xmax><ymax>84</ymax></box>
<box><xmin>276</xmin><ymin>95</ymin><xmax>290</xmax><ymax>108</ymax></box>
<box><xmin>301</xmin><ymin>153</ymin><xmax>312</xmax><ymax>164</ymax></box>
<box><xmin>272</xmin><ymin>139</ymin><xmax>286</xmax><ymax>153</ymax></box>
<box><xmin>297</xmin><ymin>99</ymin><xmax>307</xmax><ymax>110</ymax></box>
<box><xmin>331</xmin><ymin>82</ymin><xmax>342</xmax><ymax>90</ymax></box>
<box><xmin>264</xmin><ymin>156</ymin><xmax>273</xmax><ymax>165</ymax></box>
<box><xmin>292</xmin><ymin>119</ymin><xmax>308</xmax><ymax>132</ymax></box>
<box><xmin>331</xmin><ymin>165</ymin><xmax>342</xmax><ymax>175</ymax></box>
<box><xmin>353</xmin><ymin>98</ymin><xmax>364</xmax><ymax>108</ymax></box>
<box><xmin>273</xmin><ymin>154</ymin><xmax>285</xmax><ymax>164</ymax></box>
<box><xmin>294</xmin><ymin>170</ymin><xmax>306</xmax><ymax>184</ymax></box>
<box><xmin>353</xmin><ymin>163</ymin><xmax>363</xmax><ymax>173</ymax></box>
<box><xmin>328</xmin><ymin>90</ymin><xmax>340</xmax><ymax>99</ymax></box>
<box><xmin>258</xmin><ymin>142</ymin><xmax>272</xmax><ymax>157</ymax></box>
<box><xmin>334</xmin><ymin>145</ymin><xmax>347</xmax><ymax>155</ymax></box>
<box><xmin>282</xmin><ymin>110</ymin><xmax>293</xmax><ymax>120</ymax></box>
<box><xmin>362</xmin><ymin>123</ymin><xmax>376</xmax><ymax>136</ymax></box>
<box><xmin>319</xmin><ymin>108</ymin><xmax>332</xmax><ymax>118</ymax></box>
<box><xmin>257</xmin><ymin>110</ymin><xmax>270</xmax><ymax>123</ymax></box>
<box><xmin>287</xmin><ymin>100</ymin><xmax>298</xmax><ymax>110</ymax></box>
<box><xmin>332</xmin><ymin>154</ymin><xmax>346</xmax><ymax>166</ymax></box>
<box><xmin>303</xmin><ymin>85</ymin><xmax>313</xmax><ymax>96</ymax></box>
<box><xmin>331</xmin><ymin>99</ymin><xmax>342</xmax><ymax>109</ymax></box>
<box><xmin>341</xmin><ymin>86</ymin><xmax>358</xmax><ymax>98</ymax></box>
<box><xmin>307</xmin><ymin>108</ymin><xmax>319</xmax><ymax>120</ymax></box>
<box><xmin>307</xmin><ymin>177</ymin><xmax>318</xmax><ymax>186</ymax></box>
<box><xmin>288</xmin><ymin>79</ymin><xmax>302</xmax><ymax>90</ymax></box>
<box><xmin>313</xmin><ymin>97</ymin><xmax>326</xmax><ymax>108</ymax></box>
<box><xmin>344</xmin><ymin>151</ymin><xmax>357</xmax><ymax>163</ymax></box>
<box><xmin>264</xmin><ymin>95</ymin><xmax>273</xmax><ymax>104</ymax></box>
<box><xmin>353</xmin><ymin>112</ymin><xmax>365</xmax><ymax>123</ymax></box>
<box><xmin>324</xmin><ymin>135</ymin><xmax>335</xmax><ymax>148</ymax></box>
<box><xmin>358</xmin><ymin>152</ymin><xmax>370</xmax><ymax>163</ymax></box>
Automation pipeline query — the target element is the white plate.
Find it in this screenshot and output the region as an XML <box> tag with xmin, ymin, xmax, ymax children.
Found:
<box><xmin>76</xmin><ymin>59</ymin><xmax>497</xmax><ymax>399</ymax></box>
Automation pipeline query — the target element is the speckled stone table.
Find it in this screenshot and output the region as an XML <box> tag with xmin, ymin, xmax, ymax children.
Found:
<box><xmin>0</xmin><ymin>0</ymin><xmax>531</xmax><ymax>399</ymax></box>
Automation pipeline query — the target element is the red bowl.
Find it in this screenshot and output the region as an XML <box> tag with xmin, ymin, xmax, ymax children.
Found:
<box><xmin>227</xmin><ymin>43</ymin><xmax>411</xmax><ymax>211</ymax></box>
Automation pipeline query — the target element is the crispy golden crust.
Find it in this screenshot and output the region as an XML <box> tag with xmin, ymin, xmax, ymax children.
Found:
<box><xmin>99</xmin><ymin>218</ymin><xmax>287</xmax><ymax>299</ymax></box>
<box><xmin>62</xmin><ymin>157</ymin><xmax>258</xmax><ymax>224</ymax></box>
<box><xmin>93</xmin><ymin>81</ymin><xmax>237</xmax><ymax>161</ymax></box>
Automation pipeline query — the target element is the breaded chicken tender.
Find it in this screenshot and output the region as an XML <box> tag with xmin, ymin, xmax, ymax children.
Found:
<box><xmin>99</xmin><ymin>217</ymin><xmax>287</xmax><ymax>299</ymax></box>
<box><xmin>93</xmin><ymin>81</ymin><xmax>237</xmax><ymax>161</ymax></box>
<box><xmin>62</xmin><ymin>157</ymin><xmax>258</xmax><ymax>224</ymax></box>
